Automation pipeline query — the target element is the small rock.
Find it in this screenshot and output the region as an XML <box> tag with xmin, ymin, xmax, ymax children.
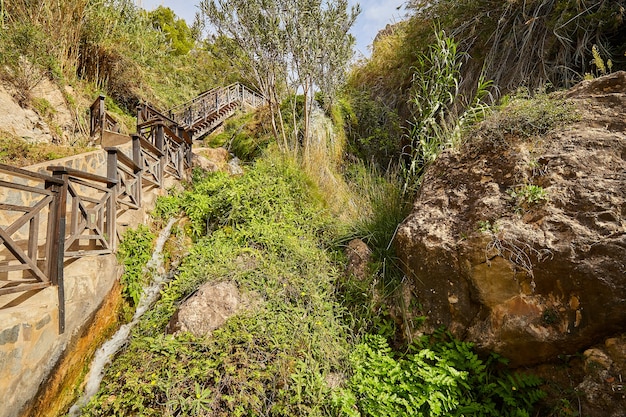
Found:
<box><xmin>345</xmin><ymin>239</ymin><xmax>372</xmax><ymax>281</ymax></box>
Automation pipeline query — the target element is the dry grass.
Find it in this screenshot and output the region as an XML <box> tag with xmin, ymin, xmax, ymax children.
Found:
<box><xmin>0</xmin><ymin>130</ymin><xmax>93</xmax><ymax>167</ymax></box>
<box><xmin>301</xmin><ymin>108</ymin><xmax>367</xmax><ymax>223</ymax></box>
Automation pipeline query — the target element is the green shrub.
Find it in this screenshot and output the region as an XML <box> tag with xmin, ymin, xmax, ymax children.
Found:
<box><xmin>0</xmin><ymin>130</ymin><xmax>92</xmax><ymax>167</ymax></box>
<box><xmin>117</xmin><ymin>225</ymin><xmax>156</xmax><ymax>306</ymax></box>
<box><xmin>477</xmin><ymin>90</ymin><xmax>580</xmax><ymax>145</ymax></box>
<box><xmin>333</xmin><ymin>332</ymin><xmax>546</xmax><ymax>417</ymax></box>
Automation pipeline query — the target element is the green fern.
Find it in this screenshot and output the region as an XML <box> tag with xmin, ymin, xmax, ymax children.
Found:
<box><xmin>337</xmin><ymin>331</ymin><xmax>545</xmax><ymax>416</ymax></box>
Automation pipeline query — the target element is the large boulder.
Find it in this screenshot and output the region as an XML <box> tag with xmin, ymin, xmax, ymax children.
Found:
<box><xmin>396</xmin><ymin>72</ymin><xmax>626</xmax><ymax>366</ymax></box>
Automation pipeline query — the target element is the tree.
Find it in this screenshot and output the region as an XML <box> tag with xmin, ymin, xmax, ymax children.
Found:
<box><xmin>199</xmin><ymin>0</ymin><xmax>359</xmax><ymax>153</ymax></box>
<box><xmin>282</xmin><ymin>0</ymin><xmax>358</xmax><ymax>155</ymax></box>
<box><xmin>148</xmin><ymin>6</ymin><xmax>194</xmax><ymax>55</ymax></box>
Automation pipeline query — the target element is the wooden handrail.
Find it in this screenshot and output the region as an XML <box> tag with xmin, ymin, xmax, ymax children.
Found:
<box><xmin>47</xmin><ymin>166</ymin><xmax>117</xmax><ymax>186</ymax></box>
<box><xmin>104</xmin><ymin>148</ymin><xmax>140</xmax><ymax>173</ymax></box>
<box><xmin>137</xmin><ymin>135</ymin><xmax>164</xmax><ymax>157</ymax></box>
<box><xmin>1</xmin><ymin>83</ymin><xmax>257</xmax><ymax>335</ymax></box>
<box><xmin>0</xmin><ymin>163</ymin><xmax>64</xmax><ymax>185</ymax></box>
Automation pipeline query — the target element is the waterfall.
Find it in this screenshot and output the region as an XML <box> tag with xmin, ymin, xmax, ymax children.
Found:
<box><xmin>67</xmin><ymin>217</ymin><xmax>177</xmax><ymax>416</ymax></box>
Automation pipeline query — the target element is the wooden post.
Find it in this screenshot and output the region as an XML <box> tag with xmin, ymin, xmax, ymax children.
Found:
<box><xmin>106</xmin><ymin>150</ymin><xmax>118</xmax><ymax>251</ymax></box>
<box><xmin>48</xmin><ymin>174</ymin><xmax>67</xmax><ymax>334</ymax></box>
<box><xmin>136</xmin><ymin>104</ymin><xmax>144</xmax><ymax>125</ymax></box>
<box><xmin>132</xmin><ymin>134</ymin><xmax>141</xmax><ymax>167</ymax></box>
<box><xmin>106</xmin><ymin>148</ymin><xmax>119</xmax><ymax>183</ymax></box>
<box><xmin>131</xmin><ymin>134</ymin><xmax>144</xmax><ymax>204</ymax></box>
<box><xmin>155</xmin><ymin>123</ymin><xmax>165</xmax><ymax>187</ymax></box>
<box><xmin>98</xmin><ymin>95</ymin><xmax>105</xmax><ymax>133</ymax></box>
<box><xmin>186</xmin><ymin>130</ymin><xmax>193</xmax><ymax>166</ymax></box>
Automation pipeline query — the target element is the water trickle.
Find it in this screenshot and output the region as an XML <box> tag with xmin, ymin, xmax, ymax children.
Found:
<box><xmin>68</xmin><ymin>218</ymin><xmax>177</xmax><ymax>416</ymax></box>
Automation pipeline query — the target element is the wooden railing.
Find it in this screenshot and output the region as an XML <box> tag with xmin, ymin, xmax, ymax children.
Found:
<box><xmin>48</xmin><ymin>166</ymin><xmax>117</xmax><ymax>257</ymax></box>
<box><xmin>137</xmin><ymin>103</ymin><xmax>193</xmax><ymax>180</ymax></box>
<box><xmin>0</xmin><ymin>95</ymin><xmax>197</xmax><ymax>334</ymax></box>
<box><xmin>1</xmin><ymin>85</ymin><xmax>255</xmax><ymax>334</ymax></box>
<box><xmin>168</xmin><ymin>83</ymin><xmax>264</xmax><ymax>138</ymax></box>
<box><xmin>0</xmin><ymin>164</ymin><xmax>66</xmax><ymax>331</ymax></box>
<box><xmin>106</xmin><ymin>148</ymin><xmax>142</xmax><ymax>211</ymax></box>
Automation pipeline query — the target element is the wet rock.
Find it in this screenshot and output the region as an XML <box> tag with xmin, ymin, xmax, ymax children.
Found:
<box><xmin>395</xmin><ymin>72</ymin><xmax>626</xmax><ymax>366</ymax></box>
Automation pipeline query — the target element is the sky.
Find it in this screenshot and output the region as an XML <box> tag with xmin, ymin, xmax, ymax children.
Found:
<box><xmin>139</xmin><ymin>0</ymin><xmax>406</xmax><ymax>57</ymax></box>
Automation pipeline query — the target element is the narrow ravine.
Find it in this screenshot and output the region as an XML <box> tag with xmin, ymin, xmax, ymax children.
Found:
<box><xmin>68</xmin><ymin>218</ymin><xmax>177</xmax><ymax>416</ymax></box>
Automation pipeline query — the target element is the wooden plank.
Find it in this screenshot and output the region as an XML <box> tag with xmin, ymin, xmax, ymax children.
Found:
<box><xmin>163</xmin><ymin>126</ymin><xmax>185</xmax><ymax>144</ymax></box>
<box><xmin>5</xmin><ymin>196</ymin><xmax>52</xmax><ymax>235</ymax></box>
<box><xmin>0</xmin><ymin>164</ymin><xmax>64</xmax><ymax>185</ymax></box>
<box><xmin>138</xmin><ymin>135</ymin><xmax>164</xmax><ymax>157</ymax></box>
<box><xmin>0</xmin><ymin>203</ymin><xmax>31</xmax><ymax>212</ymax></box>
<box><xmin>68</xmin><ymin>177</ymin><xmax>115</xmax><ymax>194</ymax></box>
<box><xmin>0</xmin><ymin>227</ymin><xmax>49</xmax><ymax>283</ymax></box>
<box><xmin>0</xmin><ymin>282</ymin><xmax>51</xmax><ymax>295</ymax></box>
<box><xmin>104</xmin><ymin>148</ymin><xmax>141</xmax><ymax>172</ymax></box>
<box><xmin>0</xmin><ymin>264</ymin><xmax>32</xmax><ymax>272</ymax></box>
<box><xmin>0</xmin><ymin>180</ymin><xmax>54</xmax><ymax>196</ymax></box>
<box><xmin>47</xmin><ymin>166</ymin><xmax>116</xmax><ymax>186</ymax></box>
<box><xmin>28</xmin><ymin>214</ymin><xmax>39</xmax><ymax>259</ymax></box>
<box><xmin>64</xmin><ymin>249</ymin><xmax>111</xmax><ymax>258</ymax></box>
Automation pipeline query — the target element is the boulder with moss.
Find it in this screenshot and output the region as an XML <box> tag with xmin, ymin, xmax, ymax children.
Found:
<box><xmin>396</xmin><ymin>72</ymin><xmax>626</xmax><ymax>367</ymax></box>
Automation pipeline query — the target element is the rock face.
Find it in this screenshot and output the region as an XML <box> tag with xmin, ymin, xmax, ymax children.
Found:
<box><xmin>396</xmin><ymin>72</ymin><xmax>626</xmax><ymax>367</ymax></box>
<box><xmin>0</xmin><ymin>77</ymin><xmax>84</xmax><ymax>144</ymax></box>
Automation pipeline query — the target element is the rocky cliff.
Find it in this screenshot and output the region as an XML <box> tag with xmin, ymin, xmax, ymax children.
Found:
<box><xmin>396</xmin><ymin>72</ymin><xmax>626</xmax><ymax>368</ymax></box>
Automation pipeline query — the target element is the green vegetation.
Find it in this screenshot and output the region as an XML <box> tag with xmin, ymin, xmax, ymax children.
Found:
<box><xmin>2</xmin><ymin>1</ymin><xmax>596</xmax><ymax>415</ymax></box>
<box><xmin>206</xmin><ymin>109</ymin><xmax>273</xmax><ymax>161</ymax></box>
<box><xmin>344</xmin><ymin>0</ymin><xmax>622</xmax><ymax>175</ymax></box>
<box><xmin>0</xmin><ymin>0</ymin><xmax>242</xmax><ymax>114</ymax></box>
<box><xmin>476</xmin><ymin>90</ymin><xmax>580</xmax><ymax>145</ymax></box>
<box><xmin>508</xmin><ymin>184</ymin><xmax>548</xmax><ymax>208</ymax></box>
<box><xmin>76</xmin><ymin>150</ymin><xmax>546</xmax><ymax>416</ymax></box>
<box><xmin>334</xmin><ymin>332</ymin><xmax>545</xmax><ymax>417</ymax></box>
<box><xmin>201</xmin><ymin>0</ymin><xmax>359</xmax><ymax>154</ymax></box>
<box><xmin>117</xmin><ymin>225</ymin><xmax>156</xmax><ymax>307</ymax></box>
<box><xmin>82</xmin><ymin>151</ymin><xmax>349</xmax><ymax>416</ymax></box>
<box><xmin>0</xmin><ymin>130</ymin><xmax>92</xmax><ymax>167</ymax></box>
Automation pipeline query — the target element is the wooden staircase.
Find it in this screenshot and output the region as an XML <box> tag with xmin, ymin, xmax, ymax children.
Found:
<box><xmin>168</xmin><ymin>83</ymin><xmax>264</xmax><ymax>140</ymax></box>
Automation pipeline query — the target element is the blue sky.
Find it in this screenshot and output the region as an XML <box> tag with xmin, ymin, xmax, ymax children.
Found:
<box><xmin>139</xmin><ymin>0</ymin><xmax>405</xmax><ymax>57</ymax></box>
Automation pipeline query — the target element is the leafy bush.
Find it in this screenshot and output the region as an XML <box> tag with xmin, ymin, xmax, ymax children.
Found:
<box><xmin>117</xmin><ymin>225</ymin><xmax>156</xmax><ymax>306</ymax></box>
<box><xmin>474</xmin><ymin>89</ymin><xmax>580</xmax><ymax>146</ymax></box>
<box><xmin>333</xmin><ymin>332</ymin><xmax>546</xmax><ymax>417</ymax></box>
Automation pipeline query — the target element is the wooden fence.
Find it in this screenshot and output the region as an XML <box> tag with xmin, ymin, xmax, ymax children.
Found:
<box><xmin>0</xmin><ymin>96</ymin><xmax>194</xmax><ymax>333</ymax></box>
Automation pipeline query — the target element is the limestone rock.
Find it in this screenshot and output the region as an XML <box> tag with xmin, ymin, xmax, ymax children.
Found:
<box><xmin>227</xmin><ymin>156</ymin><xmax>244</xmax><ymax>176</ymax></box>
<box><xmin>191</xmin><ymin>153</ymin><xmax>220</xmax><ymax>172</ymax></box>
<box><xmin>396</xmin><ymin>72</ymin><xmax>626</xmax><ymax>366</ymax></box>
<box><xmin>0</xmin><ymin>77</ymin><xmax>83</xmax><ymax>144</ymax></box>
<box><xmin>167</xmin><ymin>281</ymin><xmax>255</xmax><ymax>337</ymax></box>
<box><xmin>192</xmin><ymin>147</ymin><xmax>243</xmax><ymax>175</ymax></box>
